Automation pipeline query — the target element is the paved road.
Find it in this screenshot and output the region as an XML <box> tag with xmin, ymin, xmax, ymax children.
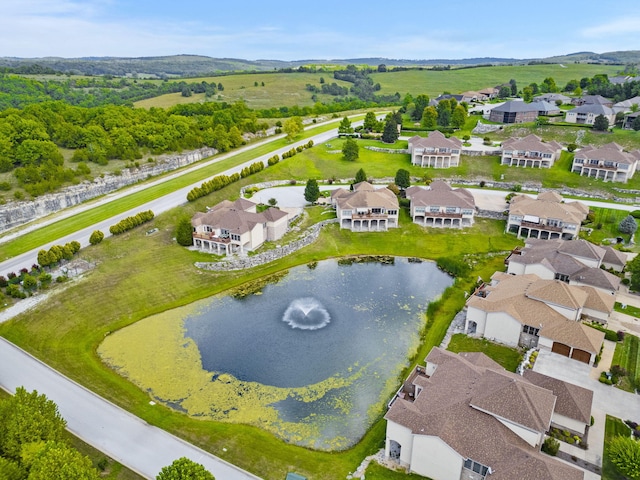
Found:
<box><xmin>0</xmin><ymin>337</ymin><xmax>260</xmax><ymax>480</ymax></box>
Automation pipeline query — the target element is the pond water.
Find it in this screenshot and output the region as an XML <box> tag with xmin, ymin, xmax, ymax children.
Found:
<box><xmin>99</xmin><ymin>257</ymin><xmax>452</xmax><ymax>450</ymax></box>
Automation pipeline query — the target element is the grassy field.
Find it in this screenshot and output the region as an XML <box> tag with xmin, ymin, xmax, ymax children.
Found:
<box><xmin>371</xmin><ymin>64</ymin><xmax>622</xmax><ymax>98</ymax></box>
<box><xmin>446</xmin><ymin>334</ymin><xmax>524</xmax><ymax>372</ymax></box>
<box><xmin>611</xmin><ymin>333</ymin><xmax>640</xmax><ymax>392</ymax></box>
<box><xmin>135</xmin><ymin>72</ymin><xmax>351</xmax><ymax>110</ymax></box>
<box><xmin>615</xmin><ymin>302</ymin><xmax>640</xmax><ymax>317</ymax></box>
<box><xmin>363</xmin><ymin>462</ymin><xmax>430</xmax><ymax>479</ymax></box>
<box><xmin>603</xmin><ymin>416</ymin><xmax>631</xmax><ymax>480</ymax></box>
<box><xmin>0</xmin><ymin>165</ymin><xmax>516</xmax><ymax>480</ymax></box>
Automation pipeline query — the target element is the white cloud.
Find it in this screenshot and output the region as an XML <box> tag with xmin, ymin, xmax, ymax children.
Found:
<box><xmin>582</xmin><ymin>16</ymin><xmax>640</xmax><ymax>37</ymax></box>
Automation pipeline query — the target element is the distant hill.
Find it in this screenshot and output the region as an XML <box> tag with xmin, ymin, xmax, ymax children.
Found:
<box><xmin>0</xmin><ymin>50</ymin><xmax>639</xmax><ymax>77</ymax></box>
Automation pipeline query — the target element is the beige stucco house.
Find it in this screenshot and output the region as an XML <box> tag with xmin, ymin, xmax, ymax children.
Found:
<box><xmin>506</xmin><ymin>192</ymin><xmax>589</xmax><ymax>240</ymax></box>
<box><xmin>331</xmin><ymin>181</ymin><xmax>399</xmax><ymax>231</ymax></box>
<box><xmin>501</xmin><ymin>134</ymin><xmax>563</xmax><ymax>168</ymax></box>
<box><xmin>565</xmin><ymin>104</ymin><xmax>616</xmax><ymax>126</ymax></box>
<box><xmin>191</xmin><ymin>198</ymin><xmax>288</xmax><ymax>255</ymax></box>
<box><xmin>405</xmin><ymin>181</ymin><xmax>475</xmax><ymax>228</ymax></box>
<box><xmin>384</xmin><ymin>347</ymin><xmax>586</xmax><ymax>480</ymax></box>
<box><xmin>408</xmin><ymin>131</ymin><xmax>462</xmax><ymax>168</ymax></box>
<box><xmin>571</xmin><ymin>143</ymin><xmax>640</xmax><ymax>183</ymax></box>
<box><xmin>465</xmin><ymin>272</ymin><xmax>605</xmax><ymax>364</ymax></box>
<box><xmin>506</xmin><ymin>238</ymin><xmax>624</xmax><ymax>297</ymax></box>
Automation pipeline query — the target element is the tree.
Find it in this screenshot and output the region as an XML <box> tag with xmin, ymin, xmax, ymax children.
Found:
<box><xmin>633</xmin><ymin>115</ymin><xmax>640</xmax><ymax>131</ymax></box>
<box><xmin>337</xmin><ymin>117</ymin><xmax>353</xmax><ymax>136</ymax></box>
<box><xmin>608</xmin><ymin>436</ymin><xmax>640</xmax><ymax>480</ymax></box>
<box><xmin>542</xmin><ymin>77</ymin><xmax>558</xmax><ymax>93</ymax></box>
<box><xmin>304</xmin><ymin>179</ymin><xmax>320</xmax><ymax>203</ymax></box>
<box><xmin>411</xmin><ymin>94</ymin><xmax>430</xmax><ymax>121</ymax></box>
<box><xmin>619</xmin><ymin>215</ymin><xmax>638</xmax><ymax>235</ymax></box>
<box><xmin>363</xmin><ymin>112</ymin><xmax>378</xmax><ymax>132</ymax></box>
<box><xmin>176</xmin><ymin>217</ymin><xmax>193</xmax><ymax>246</ymax></box>
<box><xmin>395</xmin><ymin>169</ymin><xmax>411</xmax><ymax>190</ymax></box>
<box><xmin>228</xmin><ymin>126</ymin><xmax>244</xmax><ymax>148</ymax></box>
<box><xmin>522</xmin><ymin>86</ymin><xmax>533</xmax><ymax>103</ymax></box>
<box><xmin>381</xmin><ymin>114</ymin><xmax>399</xmax><ymax>144</ymax></box>
<box><xmin>283</xmin><ymin>116</ymin><xmax>304</xmax><ymax>141</ymax></box>
<box><xmin>498</xmin><ymin>86</ymin><xmax>511</xmax><ymax>99</ymax></box>
<box><xmin>28</xmin><ymin>442</ymin><xmax>100</xmax><ymax>480</ymax></box>
<box><xmin>0</xmin><ymin>457</ymin><xmax>25</xmax><ymax>480</ymax></box>
<box><xmin>509</xmin><ymin>79</ymin><xmax>518</xmax><ymax>96</ymax></box>
<box><xmin>436</xmin><ymin>100</ymin><xmax>452</xmax><ymax>126</ymax></box>
<box><xmin>342</xmin><ymin>137</ymin><xmax>359</xmax><ymax>161</ymax></box>
<box><xmin>355</xmin><ymin>168</ymin><xmax>367</xmax><ymax>184</ymax></box>
<box><xmin>451</xmin><ymin>105</ymin><xmax>467</xmax><ymax>129</ymax></box>
<box><xmin>156</xmin><ymin>457</ymin><xmax>215</xmax><ymax>480</ymax></box>
<box><xmin>89</xmin><ymin>230</ymin><xmax>104</xmax><ymax>245</ymax></box>
<box><xmin>421</xmin><ymin>106</ymin><xmax>438</xmax><ymax>129</ymax></box>
<box><xmin>593</xmin><ymin>114</ymin><xmax>610</xmax><ymax>131</ymax></box>
<box><xmin>0</xmin><ymin>387</ymin><xmax>66</xmax><ymax>460</ymax></box>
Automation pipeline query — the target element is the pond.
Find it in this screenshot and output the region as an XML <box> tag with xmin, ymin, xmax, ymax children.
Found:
<box><xmin>98</xmin><ymin>257</ymin><xmax>453</xmax><ymax>450</ymax></box>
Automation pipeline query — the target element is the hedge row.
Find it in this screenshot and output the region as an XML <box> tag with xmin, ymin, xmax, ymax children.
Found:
<box><xmin>267</xmin><ymin>154</ymin><xmax>280</xmax><ymax>166</ymax></box>
<box><xmin>186</xmin><ymin>173</ymin><xmax>240</xmax><ymax>202</ymax></box>
<box><xmin>37</xmin><ymin>241</ymin><xmax>81</xmax><ymax>268</ymax></box>
<box><xmin>109</xmin><ymin>210</ymin><xmax>155</xmax><ymax>235</ymax></box>
<box><xmin>282</xmin><ymin>140</ymin><xmax>314</xmax><ymax>159</ymax></box>
<box><xmin>240</xmin><ymin>161</ymin><xmax>265</xmax><ymax>178</ymax></box>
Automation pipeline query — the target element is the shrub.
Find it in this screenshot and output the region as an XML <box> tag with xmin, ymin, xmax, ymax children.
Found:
<box><xmin>109</xmin><ymin>210</ymin><xmax>154</xmax><ymax>235</ymax></box>
<box><xmin>608</xmin><ymin>436</ymin><xmax>640</xmax><ymax>479</ymax></box>
<box><xmin>437</xmin><ymin>257</ymin><xmax>471</xmax><ymax>277</ymax></box>
<box><xmin>567</xmin><ymin>143</ymin><xmax>577</xmax><ymax>152</ymax></box>
<box><xmin>618</xmin><ymin>330</ymin><xmax>626</xmax><ymax>342</ymax></box>
<box><xmin>542</xmin><ymin>437</ymin><xmax>560</xmax><ymax>456</ymax></box>
<box><xmin>611</xmin><ymin>364</ymin><xmax>628</xmax><ymax>377</ymax></box>
<box><xmin>512</xmin><ymin>184</ymin><xmax>522</xmax><ymax>192</ymax></box>
<box><xmin>89</xmin><ymin>230</ymin><xmax>104</xmax><ymax>245</ymax></box>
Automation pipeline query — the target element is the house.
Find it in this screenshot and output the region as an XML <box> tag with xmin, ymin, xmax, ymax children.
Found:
<box><xmin>500</xmin><ymin>134</ymin><xmax>563</xmax><ymax>168</ymax></box>
<box><xmin>459</xmin><ymin>91</ymin><xmax>481</xmax><ymax>103</ymax></box>
<box><xmin>384</xmin><ymin>347</ymin><xmax>586</xmax><ymax>480</ymax></box>
<box><xmin>435</xmin><ymin>93</ymin><xmax>464</xmax><ymax>103</ymax></box>
<box><xmin>623</xmin><ymin>112</ymin><xmax>640</xmax><ymax>130</ymax></box>
<box><xmin>330</xmin><ymin>181</ymin><xmax>399</xmax><ymax>231</ymax></box>
<box><xmin>478</xmin><ymin>87</ymin><xmax>499</xmax><ymax>100</ymax></box>
<box><xmin>613</xmin><ymin>96</ymin><xmax>640</xmax><ymax>114</ymax></box>
<box><xmin>405</xmin><ymin>181</ymin><xmax>475</xmax><ymax>228</ymax></box>
<box><xmin>191</xmin><ymin>198</ymin><xmax>288</xmax><ymax>255</ymax></box>
<box><xmin>488</xmin><ymin>100</ymin><xmax>539</xmax><ymax>124</ymax></box>
<box><xmin>465</xmin><ymin>272</ymin><xmax>605</xmax><ymax>364</ymax></box>
<box><xmin>609</xmin><ymin>75</ymin><xmax>633</xmax><ymax>85</ymax></box>
<box><xmin>571</xmin><ymin>143</ymin><xmax>640</xmax><ymax>182</ymax></box>
<box><xmin>534</xmin><ymin>93</ymin><xmax>571</xmax><ymax>104</ymax></box>
<box><xmin>408</xmin><ymin>131</ymin><xmax>462</xmax><ymax>168</ymax></box>
<box><xmin>571</xmin><ymin>95</ymin><xmax>613</xmax><ymax>107</ymax></box>
<box><xmin>532</xmin><ymin>100</ymin><xmax>562</xmax><ymax>116</ymax></box>
<box><xmin>505</xmin><ymin>238</ymin><xmax>623</xmax><ymax>297</ymax></box>
<box><xmin>506</xmin><ymin>192</ymin><xmax>589</xmax><ymax>240</ymax></box>
<box><xmin>565</xmin><ymin>104</ymin><xmax>616</xmax><ymax>126</ymax></box>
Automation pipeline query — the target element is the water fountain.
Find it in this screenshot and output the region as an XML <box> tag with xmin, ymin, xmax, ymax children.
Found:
<box><xmin>282</xmin><ymin>297</ymin><xmax>331</xmax><ymax>330</ymax></box>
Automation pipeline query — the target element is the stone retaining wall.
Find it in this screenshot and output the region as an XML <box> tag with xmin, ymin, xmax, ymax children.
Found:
<box><xmin>0</xmin><ymin>147</ymin><xmax>216</xmax><ymax>232</ymax></box>
<box><xmin>364</xmin><ymin>146</ymin><xmax>410</xmax><ymax>154</ymax></box>
<box><xmin>195</xmin><ymin>219</ymin><xmax>338</xmax><ymax>271</ymax></box>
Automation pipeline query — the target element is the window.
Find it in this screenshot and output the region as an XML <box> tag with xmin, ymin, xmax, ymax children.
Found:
<box><xmin>387</xmin><ymin>210</ymin><xmax>397</xmax><ymax>215</ymax></box>
<box><xmin>430</xmin><ymin>206</ymin><xmax>440</xmax><ymax>213</ymax></box>
<box><xmin>446</xmin><ymin>206</ymin><xmax>457</xmax><ymax>214</ymax></box>
<box><xmin>523</xmin><ymin>325</ymin><xmax>540</xmax><ymax>336</ymax></box>
<box><xmin>342</xmin><ymin>210</ymin><xmax>351</xmax><ymax>216</ymax></box>
<box><xmin>371</xmin><ymin>208</ymin><xmax>382</xmax><ymax>214</ymax></box>
<box><xmin>462</xmin><ymin>209</ymin><xmax>474</xmax><ymax>215</ymax></box>
<box><xmin>230</xmin><ymin>234</ymin><xmax>240</xmax><ymax>241</ymax></box>
<box><xmin>415</xmin><ymin>207</ymin><xmax>425</xmax><ymax>213</ymax></box>
<box><xmin>555</xmin><ymin>273</ymin><xmax>569</xmax><ymax>283</ymax></box>
<box><xmin>464</xmin><ymin>459</ymin><xmax>489</xmax><ymax>477</ymax></box>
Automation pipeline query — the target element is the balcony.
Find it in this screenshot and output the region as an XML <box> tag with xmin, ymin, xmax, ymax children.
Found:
<box><xmin>520</xmin><ymin>220</ymin><xmax>562</xmax><ymax>232</ymax></box>
<box><xmin>352</xmin><ymin>212</ymin><xmax>389</xmax><ymax>220</ymax></box>
<box><xmin>193</xmin><ymin>233</ymin><xmax>232</xmax><ymax>244</ymax></box>
<box><xmin>388</xmin><ymin>366</ymin><xmax>429</xmax><ymax>407</ymax></box>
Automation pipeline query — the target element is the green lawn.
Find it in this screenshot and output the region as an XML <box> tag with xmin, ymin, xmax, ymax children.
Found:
<box><xmin>446</xmin><ymin>334</ymin><xmax>524</xmax><ymax>372</ymax></box>
<box><xmin>615</xmin><ymin>302</ymin><xmax>640</xmax><ymax>318</ymax></box>
<box><xmin>364</xmin><ymin>461</ymin><xmax>431</xmax><ymax>479</ymax></box>
<box><xmin>611</xmin><ymin>333</ymin><xmax>640</xmax><ymax>392</ymax></box>
<box><xmin>603</xmin><ymin>416</ymin><xmax>632</xmax><ymax>480</ymax></box>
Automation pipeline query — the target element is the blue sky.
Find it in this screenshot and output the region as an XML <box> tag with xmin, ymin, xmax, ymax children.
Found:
<box><xmin>2</xmin><ymin>0</ymin><xmax>639</xmax><ymax>60</ymax></box>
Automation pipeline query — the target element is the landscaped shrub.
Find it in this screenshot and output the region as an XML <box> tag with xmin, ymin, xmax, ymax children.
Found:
<box><xmin>608</xmin><ymin>436</ymin><xmax>640</xmax><ymax>479</ymax></box>
<box><xmin>89</xmin><ymin>230</ymin><xmax>104</xmax><ymax>245</ymax></box>
<box><xmin>542</xmin><ymin>437</ymin><xmax>560</xmax><ymax>456</ymax></box>
<box><xmin>109</xmin><ymin>210</ymin><xmax>154</xmax><ymax>235</ymax></box>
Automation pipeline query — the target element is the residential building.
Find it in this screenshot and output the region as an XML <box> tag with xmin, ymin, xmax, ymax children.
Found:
<box><xmin>191</xmin><ymin>198</ymin><xmax>288</xmax><ymax>255</ymax></box>
<box><xmin>408</xmin><ymin>131</ymin><xmax>462</xmax><ymax>168</ymax></box>
<box><xmin>501</xmin><ymin>134</ymin><xmax>563</xmax><ymax>168</ymax></box>
<box><xmin>613</xmin><ymin>96</ymin><xmax>640</xmax><ymax>114</ymax></box>
<box><xmin>565</xmin><ymin>104</ymin><xmax>616</xmax><ymax>126</ymax></box>
<box><xmin>571</xmin><ymin>95</ymin><xmax>613</xmax><ymax>107</ymax></box>
<box><xmin>488</xmin><ymin>100</ymin><xmax>539</xmax><ymax>124</ymax></box>
<box><xmin>506</xmin><ymin>238</ymin><xmax>623</xmax><ymax>298</ymax></box>
<box><xmin>506</xmin><ymin>192</ymin><xmax>589</xmax><ymax>240</ymax></box>
<box><xmin>609</xmin><ymin>75</ymin><xmax>633</xmax><ymax>85</ymax></box>
<box><xmin>405</xmin><ymin>181</ymin><xmax>475</xmax><ymax>228</ymax></box>
<box><xmin>331</xmin><ymin>181</ymin><xmax>399</xmax><ymax>231</ymax></box>
<box><xmin>435</xmin><ymin>93</ymin><xmax>464</xmax><ymax>103</ymax></box>
<box><xmin>477</xmin><ymin>87</ymin><xmax>499</xmax><ymax>100</ymax></box>
<box><xmin>623</xmin><ymin>112</ymin><xmax>640</xmax><ymax>130</ymax></box>
<box><xmin>384</xmin><ymin>347</ymin><xmax>586</xmax><ymax>480</ymax></box>
<box><xmin>532</xmin><ymin>100</ymin><xmax>562</xmax><ymax>116</ymax></box>
<box><xmin>534</xmin><ymin>93</ymin><xmax>571</xmax><ymax>104</ymax></box>
<box><xmin>571</xmin><ymin>142</ymin><xmax>640</xmax><ymax>182</ymax></box>
<box><xmin>465</xmin><ymin>272</ymin><xmax>605</xmax><ymax>364</ymax></box>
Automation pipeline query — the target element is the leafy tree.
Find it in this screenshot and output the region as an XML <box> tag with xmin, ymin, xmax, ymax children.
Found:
<box><xmin>498</xmin><ymin>86</ymin><xmax>511</xmax><ymax>99</ymax></box>
<box><xmin>411</xmin><ymin>94</ymin><xmax>430</xmax><ymax>121</ymax></box>
<box><xmin>156</xmin><ymin>457</ymin><xmax>215</xmax><ymax>480</ymax></box>
<box><xmin>619</xmin><ymin>215</ymin><xmax>638</xmax><ymax>234</ymax></box>
<box><xmin>37</xmin><ymin>249</ymin><xmax>52</xmax><ymax>267</ymax></box>
<box><xmin>510</xmin><ymin>79</ymin><xmax>518</xmax><ymax>96</ymax></box>
<box><xmin>0</xmin><ymin>387</ymin><xmax>66</xmax><ymax>460</ymax></box>
<box><xmin>436</xmin><ymin>100</ymin><xmax>452</xmax><ymax>126</ymax></box>
<box><xmin>0</xmin><ymin>457</ymin><xmax>25</xmax><ymax>480</ymax></box>
<box><xmin>28</xmin><ymin>442</ymin><xmax>100</xmax><ymax>480</ymax></box>
<box><xmin>451</xmin><ymin>105</ymin><xmax>467</xmax><ymax>129</ymax></box>
<box><xmin>304</xmin><ymin>179</ymin><xmax>320</xmax><ymax>203</ymax></box>
<box><xmin>228</xmin><ymin>126</ymin><xmax>244</xmax><ymax>148</ymax></box>
<box><xmin>381</xmin><ymin>114</ymin><xmax>399</xmax><ymax>143</ymax></box>
<box><xmin>355</xmin><ymin>168</ymin><xmax>367</xmax><ymax>184</ymax></box>
<box><xmin>176</xmin><ymin>217</ymin><xmax>194</xmax><ymax>246</ymax></box>
<box><xmin>593</xmin><ymin>114</ymin><xmax>610</xmax><ymax>131</ymax></box>
<box><xmin>627</xmin><ymin>254</ymin><xmax>640</xmax><ymax>290</ymax></box>
<box><xmin>89</xmin><ymin>230</ymin><xmax>104</xmax><ymax>245</ymax></box>
<box><xmin>338</xmin><ymin>117</ymin><xmax>354</xmax><ymax>136</ymax></box>
<box><xmin>522</xmin><ymin>86</ymin><xmax>533</xmax><ymax>103</ymax></box>
<box><xmin>342</xmin><ymin>137</ymin><xmax>359</xmax><ymax>161</ymax></box>
<box><xmin>395</xmin><ymin>169</ymin><xmax>411</xmax><ymax>190</ymax></box>
<box><xmin>363</xmin><ymin>112</ymin><xmax>378</xmax><ymax>132</ymax></box>
<box><xmin>608</xmin><ymin>436</ymin><xmax>640</xmax><ymax>479</ymax></box>
<box><xmin>421</xmin><ymin>106</ymin><xmax>438</xmax><ymax>129</ymax></box>
<box><xmin>22</xmin><ymin>274</ymin><xmax>37</xmax><ymax>291</ymax></box>
<box><xmin>283</xmin><ymin>116</ymin><xmax>304</xmax><ymax>141</ymax></box>
<box><xmin>541</xmin><ymin>77</ymin><xmax>558</xmax><ymax>93</ymax></box>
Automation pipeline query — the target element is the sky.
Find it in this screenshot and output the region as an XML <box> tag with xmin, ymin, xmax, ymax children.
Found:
<box><xmin>1</xmin><ymin>0</ymin><xmax>639</xmax><ymax>61</ymax></box>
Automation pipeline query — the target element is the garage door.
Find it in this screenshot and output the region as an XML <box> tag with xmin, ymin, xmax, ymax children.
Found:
<box><xmin>571</xmin><ymin>349</ymin><xmax>591</xmax><ymax>364</ymax></box>
<box><xmin>552</xmin><ymin>342</ymin><xmax>571</xmax><ymax>357</ymax></box>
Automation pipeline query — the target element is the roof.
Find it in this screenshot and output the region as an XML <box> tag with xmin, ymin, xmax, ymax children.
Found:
<box><xmin>502</xmin><ymin>134</ymin><xmax>562</xmax><ymax>154</ymax></box>
<box><xmin>576</xmin><ymin>95</ymin><xmax>612</xmax><ymax>105</ymax></box>
<box><xmin>191</xmin><ymin>198</ymin><xmax>284</xmax><ymax>234</ymax></box>
<box><xmin>406</xmin><ymin>181</ymin><xmax>475</xmax><ymax>210</ymax></box>
<box><xmin>334</xmin><ymin>182</ymin><xmax>399</xmax><ymax>211</ymax></box>
<box><xmin>569</xmin><ymin>104</ymin><xmax>615</xmax><ymax>115</ymax></box>
<box><xmin>602</xmin><ymin>246</ymin><xmax>628</xmax><ymax>268</ymax></box>
<box><xmin>385</xmin><ymin>348</ymin><xmax>584</xmax><ymax>480</ymax></box>
<box><xmin>491</xmin><ymin>100</ymin><xmax>540</xmax><ymax>113</ymax></box>
<box><xmin>408</xmin><ymin>131</ymin><xmax>462</xmax><ymax>151</ymax></box>
<box><xmin>509</xmin><ymin>194</ymin><xmax>588</xmax><ymax>225</ymax></box>
<box><xmin>574</xmin><ymin>143</ymin><xmax>640</xmax><ymax>166</ymax></box>
<box><xmin>534</xmin><ymin>93</ymin><xmax>571</xmax><ymax>103</ymax></box>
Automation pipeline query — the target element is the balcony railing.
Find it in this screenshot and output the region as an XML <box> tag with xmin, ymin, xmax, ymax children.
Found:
<box><xmin>520</xmin><ymin>220</ymin><xmax>562</xmax><ymax>232</ymax></box>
